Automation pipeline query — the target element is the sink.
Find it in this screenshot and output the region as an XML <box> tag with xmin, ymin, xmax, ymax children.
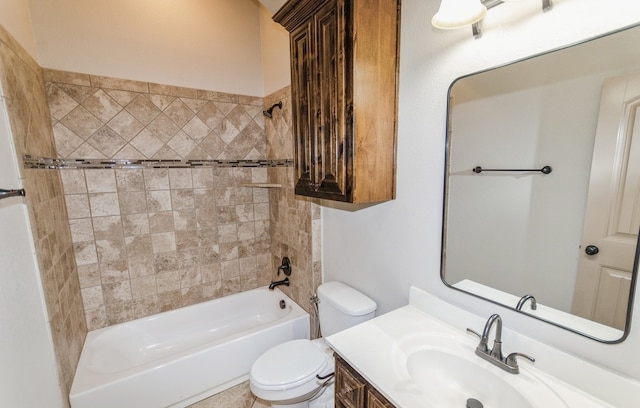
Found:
<box><xmin>402</xmin><ymin>336</ymin><xmax>567</xmax><ymax>408</ymax></box>
<box><xmin>408</xmin><ymin>350</ymin><xmax>533</xmax><ymax>407</ymax></box>
<box><xmin>326</xmin><ymin>290</ymin><xmax>629</xmax><ymax>408</ymax></box>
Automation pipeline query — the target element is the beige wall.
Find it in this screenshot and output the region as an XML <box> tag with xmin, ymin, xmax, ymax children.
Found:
<box><xmin>259</xmin><ymin>5</ymin><xmax>291</xmax><ymax>96</ymax></box>
<box><xmin>28</xmin><ymin>0</ymin><xmax>264</xmax><ymax>96</ymax></box>
<box><xmin>0</xmin><ymin>0</ymin><xmax>37</xmax><ymax>58</ymax></box>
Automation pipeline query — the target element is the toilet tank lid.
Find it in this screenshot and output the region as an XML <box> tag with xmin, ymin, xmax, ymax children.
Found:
<box><xmin>317</xmin><ymin>282</ymin><xmax>377</xmax><ymax>316</ymax></box>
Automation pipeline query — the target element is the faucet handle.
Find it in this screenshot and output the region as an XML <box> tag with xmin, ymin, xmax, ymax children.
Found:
<box><xmin>505</xmin><ymin>352</ymin><xmax>535</xmax><ymax>368</ymax></box>
<box><xmin>466</xmin><ymin>328</ymin><xmax>488</xmax><ymax>353</ymax></box>
<box><xmin>466</xmin><ymin>328</ymin><xmax>481</xmax><ymax>339</ymax></box>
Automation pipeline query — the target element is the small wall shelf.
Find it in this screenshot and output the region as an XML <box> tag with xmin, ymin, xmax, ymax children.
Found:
<box><xmin>241</xmin><ymin>183</ymin><xmax>282</xmax><ymax>188</ymax></box>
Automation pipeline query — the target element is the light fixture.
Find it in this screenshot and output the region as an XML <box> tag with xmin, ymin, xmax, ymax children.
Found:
<box><xmin>432</xmin><ymin>0</ymin><xmax>553</xmax><ymax>39</ymax></box>
<box><xmin>431</xmin><ymin>0</ymin><xmax>487</xmax><ymax>30</ymax></box>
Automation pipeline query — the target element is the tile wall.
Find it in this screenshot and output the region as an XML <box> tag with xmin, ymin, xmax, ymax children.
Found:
<box><xmin>44</xmin><ymin>70</ymin><xmax>275</xmax><ymax>330</ymax></box>
<box><xmin>264</xmin><ymin>86</ymin><xmax>323</xmax><ymax>337</ymax></box>
<box><xmin>44</xmin><ymin>69</ymin><xmax>265</xmax><ymax>161</ymax></box>
<box><xmin>189</xmin><ymin>86</ymin><xmax>323</xmax><ymax>408</ymax></box>
<box><xmin>0</xmin><ymin>25</ymin><xmax>85</xmax><ymax>402</ymax></box>
<box><xmin>3</xmin><ymin>29</ymin><xmax>321</xmax><ymax>408</ymax></box>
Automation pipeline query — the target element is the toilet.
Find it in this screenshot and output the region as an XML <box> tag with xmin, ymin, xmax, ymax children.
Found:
<box><xmin>249</xmin><ymin>281</ymin><xmax>377</xmax><ymax>408</ymax></box>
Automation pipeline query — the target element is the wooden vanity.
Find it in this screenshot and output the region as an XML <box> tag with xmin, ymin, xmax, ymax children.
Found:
<box><xmin>335</xmin><ymin>354</ymin><xmax>395</xmax><ymax>408</ymax></box>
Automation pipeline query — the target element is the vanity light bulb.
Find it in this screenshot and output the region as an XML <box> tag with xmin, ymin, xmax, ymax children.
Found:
<box><xmin>432</xmin><ymin>0</ymin><xmax>487</xmax><ymax>29</ymax></box>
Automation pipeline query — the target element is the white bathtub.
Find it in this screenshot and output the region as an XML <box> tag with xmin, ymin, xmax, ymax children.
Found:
<box><xmin>70</xmin><ymin>287</ymin><xmax>310</xmax><ymax>408</ymax></box>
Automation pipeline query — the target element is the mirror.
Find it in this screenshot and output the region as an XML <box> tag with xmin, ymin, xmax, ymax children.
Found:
<box><xmin>442</xmin><ymin>24</ymin><xmax>640</xmax><ymax>343</ymax></box>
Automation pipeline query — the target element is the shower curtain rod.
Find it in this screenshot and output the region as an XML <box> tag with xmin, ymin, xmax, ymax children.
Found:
<box><xmin>0</xmin><ymin>188</ymin><xmax>26</xmax><ymax>200</ymax></box>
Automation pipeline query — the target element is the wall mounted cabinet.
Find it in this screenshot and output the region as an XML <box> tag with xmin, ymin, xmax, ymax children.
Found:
<box><xmin>274</xmin><ymin>0</ymin><xmax>401</xmax><ymax>203</ymax></box>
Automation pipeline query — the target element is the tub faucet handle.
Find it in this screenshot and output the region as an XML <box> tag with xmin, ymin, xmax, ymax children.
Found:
<box><xmin>278</xmin><ymin>257</ymin><xmax>291</xmax><ymax>276</ymax></box>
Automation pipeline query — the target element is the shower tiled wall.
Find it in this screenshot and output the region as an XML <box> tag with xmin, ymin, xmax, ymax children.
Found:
<box><xmin>188</xmin><ymin>86</ymin><xmax>323</xmax><ymax>408</ymax></box>
<box><xmin>264</xmin><ymin>86</ymin><xmax>322</xmax><ymax>336</ymax></box>
<box><xmin>61</xmin><ymin>166</ymin><xmax>271</xmax><ymax>329</ymax></box>
<box><xmin>44</xmin><ymin>69</ymin><xmax>265</xmax><ymax>161</ymax></box>
<box><xmin>44</xmin><ymin>70</ymin><xmax>273</xmax><ymax>329</ymax></box>
<box><xmin>0</xmin><ymin>26</ymin><xmax>85</xmax><ymax>401</ymax></box>
<box><xmin>3</xmin><ymin>23</ymin><xmax>322</xmax><ymax>408</ymax></box>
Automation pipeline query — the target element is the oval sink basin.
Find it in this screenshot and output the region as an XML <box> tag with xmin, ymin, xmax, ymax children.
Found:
<box><xmin>403</xmin><ymin>338</ymin><xmax>567</xmax><ymax>408</ymax></box>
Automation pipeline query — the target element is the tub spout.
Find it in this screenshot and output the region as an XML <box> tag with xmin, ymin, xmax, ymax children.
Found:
<box><xmin>269</xmin><ymin>277</ymin><xmax>290</xmax><ymax>290</ymax></box>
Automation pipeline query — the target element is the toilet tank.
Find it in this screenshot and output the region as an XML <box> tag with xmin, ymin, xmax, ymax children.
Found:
<box><xmin>317</xmin><ymin>282</ymin><xmax>377</xmax><ymax>337</ymax></box>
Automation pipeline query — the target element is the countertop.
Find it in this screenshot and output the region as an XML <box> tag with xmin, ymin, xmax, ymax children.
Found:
<box><xmin>325</xmin><ymin>287</ymin><xmax>634</xmax><ymax>407</ymax></box>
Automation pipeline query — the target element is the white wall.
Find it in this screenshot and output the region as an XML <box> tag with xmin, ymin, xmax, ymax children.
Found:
<box><xmin>0</xmin><ymin>0</ymin><xmax>37</xmax><ymax>58</ymax></box>
<box><xmin>27</xmin><ymin>0</ymin><xmax>265</xmax><ymax>96</ymax></box>
<box><xmin>322</xmin><ymin>0</ymin><xmax>640</xmax><ymax>379</ymax></box>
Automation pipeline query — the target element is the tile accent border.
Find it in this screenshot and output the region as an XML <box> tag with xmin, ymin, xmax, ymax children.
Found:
<box><xmin>24</xmin><ymin>155</ymin><xmax>293</xmax><ymax>170</ymax></box>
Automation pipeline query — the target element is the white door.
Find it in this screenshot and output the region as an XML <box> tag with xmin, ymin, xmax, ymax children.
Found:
<box><xmin>572</xmin><ymin>71</ymin><xmax>640</xmax><ymax>330</ymax></box>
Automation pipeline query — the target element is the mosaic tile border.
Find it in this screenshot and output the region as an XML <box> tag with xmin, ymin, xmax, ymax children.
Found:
<box><xmin>24</xmin><ymin>155</ymin><xmax>293</xmax><ymax>170</ymax></box>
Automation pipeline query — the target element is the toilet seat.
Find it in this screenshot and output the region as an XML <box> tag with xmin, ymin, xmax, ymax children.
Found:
<box><xmin>250</xmin><ymin>339</ymin><xmax>328</xmax><ymax>391</ymax></box>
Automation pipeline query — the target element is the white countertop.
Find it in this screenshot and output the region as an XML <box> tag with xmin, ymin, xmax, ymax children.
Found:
<box><xmin>326</xmin><ymin>287</ymin><xmax>640</xmax><ymax>408</ymax></box>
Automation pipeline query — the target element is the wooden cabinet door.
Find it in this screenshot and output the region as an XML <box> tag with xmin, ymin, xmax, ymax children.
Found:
<box><xmin>367</xmin><ymin>388</ymin><xmax>394</xmax><ymax>408</ymax></box>
<box><xmin>335</xmin><ymin>356</ymin><xmax>366</xmax><ymax>408</ymax></box>
<box><xmin>276</xmin><ymin>0</ymin><xmax>399</xmax><ymax>204</ymax></box>
<box><xmin>311</xmin><ymin>0</ymin><xmax>352</xmax><ymax>201</ymax></box>
<box><xmin>291</xmin><ymin>0</ymin><xmax>352</xmax><ymax>201</ymax></box>
<box><xmin>290</xmin><ymin>19</ymin><xmax>316</xmax><ymax>196</ymax></box>
<box><xmin>335</xmin><ymin>355</ymin><xmax>396</xmax><ymax>408</ymax></box>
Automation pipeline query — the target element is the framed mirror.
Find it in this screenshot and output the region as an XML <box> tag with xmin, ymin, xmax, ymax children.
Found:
<box><xmin>442</xmin><ymin>23</ymin><xmax>640</xmax><ymax>343</ymax></box>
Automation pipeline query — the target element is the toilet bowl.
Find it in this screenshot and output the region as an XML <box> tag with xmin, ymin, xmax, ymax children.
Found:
<box><xmin>249</xmin><ymin>281</ymin><xmax>377</xmax><ymax>408</ymax></box>
<box><xmin>250</xmin><ymin>338</ymin><xmax>334</xmax><ymax>408</ymax></box>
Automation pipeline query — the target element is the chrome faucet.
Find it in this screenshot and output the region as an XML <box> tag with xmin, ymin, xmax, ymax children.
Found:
<box><xmin>467</xmin><ymin>314</ymin><xmax>535</xmax><ymax>374</ymax></box>
<box><xmin>268</xmin><ymin>277</ymin><xmax>290</xmax><ymax>290</ymax></box>
<box><xmin>482</xmin><ymin>313</ymin><xmax>503</xmax><ymax>360</ymax></box>
<box><xmin>516</xmin><ymin>294</ymin><xmax>537</xmax><ymax>311</ymax></box>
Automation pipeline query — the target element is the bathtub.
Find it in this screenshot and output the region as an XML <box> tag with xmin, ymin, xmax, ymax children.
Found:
<box><xmin>70</xmin><ymin>287</ymin><xmax>309</xmax><ymax>408</ymax></box>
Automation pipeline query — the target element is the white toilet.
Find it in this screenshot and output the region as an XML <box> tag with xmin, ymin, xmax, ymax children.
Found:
<box><xmin>249</xmin><ymin>281</ymin><xmax>377</xmax><ymax>408</ymax></box>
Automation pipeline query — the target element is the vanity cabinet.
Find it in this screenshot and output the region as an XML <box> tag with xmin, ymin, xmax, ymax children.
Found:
<box><xmin>273</xmin><ymin>0</ymin><xmax>401</xmax><ymax>203</ymax></box>
<box><xmin>335</xmin><ymin>355</ymin><xmax>395</xmax><ymax>408</ymax></box>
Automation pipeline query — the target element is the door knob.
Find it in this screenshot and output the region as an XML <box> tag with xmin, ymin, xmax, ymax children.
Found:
<box><xmin>585</xmin><ymin>245</ymin><xmax>599</xmax><ymax>256</ymax></box>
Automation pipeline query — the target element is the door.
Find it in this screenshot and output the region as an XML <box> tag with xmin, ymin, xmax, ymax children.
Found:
<box><xmin>572</xmin><ymin>71</ymin><xmax>640</xmax><ymax>330</ymax></box>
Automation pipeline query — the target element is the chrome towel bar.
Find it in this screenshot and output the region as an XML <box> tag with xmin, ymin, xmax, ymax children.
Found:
<box><xmin>0</xmin><ymin>188</ymin><xmax>26</xmax><ymax>200</ymax></box>
<box><xmin>473</xmin><ymin>166</ymin><xmax>552</xmax><ymax>175</ymax></box>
